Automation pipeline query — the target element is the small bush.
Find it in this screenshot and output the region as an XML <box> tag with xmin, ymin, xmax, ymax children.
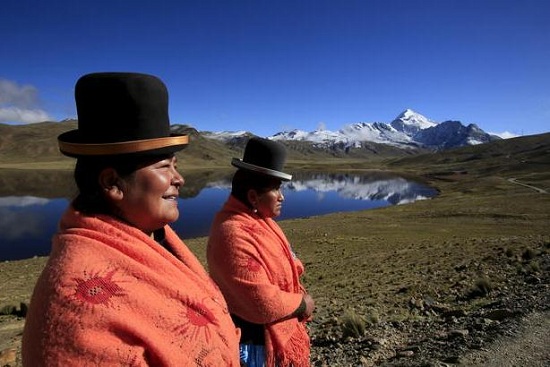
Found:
<box><xmin>364</xmin><ymin>308</ymin><xmax>380</xmax><ymax>326</ymax></box>
<box><xmin>527</xmin><ymin>261</ymin><xmax>540</xmax><ymax>274</ymax></box>
<box><xmin>0</xmin><ymin>303</ymin><xmax>29</xmax><ymax>317</ymax></box>
<box><xmin>0</xmin><ymin>304</ymin><xmax>17</xmax><ymax>315</ymax></box>
<box><xmin>474</xmin><ymin>277</ymin><xmax>493</xmax><ymax>295</ymax></box>
<box><xmin>466</xmin><ymin>277</ymin><xmax>493</xmax><ymax>299</ymax></box>
<box><xmin>522</xmin><ymin>247</ymin><xmax>536</xmax><ymax>261</ymax></box>
<box><xmin>340</xmin><ymin>309</ymin><xmax>366</xmax><ymax>338</ymax></box>
<box><xmin>515</xmin><ymin>262</ymin><xmax>526</xmax><ymax>274</ymax></box>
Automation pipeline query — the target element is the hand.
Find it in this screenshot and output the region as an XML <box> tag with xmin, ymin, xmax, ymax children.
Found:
<box><xmin>300</xmin><ymin>294</ymin><xmax>315</xmax><ymax>322</ymax></box>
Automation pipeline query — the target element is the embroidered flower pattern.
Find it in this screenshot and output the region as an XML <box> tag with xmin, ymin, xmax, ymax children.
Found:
<box><xmin>72</xmin><ymin>269</ymin><xmax>126</xmax><ymax>307</ymax></box>
<box><xmin>173</xmin><ymin>300</ymin><xmax>217</xmax><ymax>343</ymax></box>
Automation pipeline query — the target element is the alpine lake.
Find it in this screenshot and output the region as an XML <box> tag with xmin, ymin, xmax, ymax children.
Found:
<box><xmin>0</xmin><ymin>170</ymin><xmax>437</xmax><ymax>261</ymax></box>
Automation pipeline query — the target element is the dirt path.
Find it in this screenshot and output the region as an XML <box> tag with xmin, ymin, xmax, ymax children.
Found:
<box><xmin>508</xmin><ymin>178</ymin><xmax>548</xmax><ymax>194</ymax></box>
<box><xmin>459</xmin><ymin>311</ymin><xmax>550</xmax><ymax>367</ymax></box>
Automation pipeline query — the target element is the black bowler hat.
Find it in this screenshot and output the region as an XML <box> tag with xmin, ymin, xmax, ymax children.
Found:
<box><xmin>57</xmin><ymin>72</ymin><xmax>189</xmax><ymax>158</ymax></box>
<box><xmin>231</xmin><ymin>137</ymin><xmax>292</xmax><ymax>181</ymax></box>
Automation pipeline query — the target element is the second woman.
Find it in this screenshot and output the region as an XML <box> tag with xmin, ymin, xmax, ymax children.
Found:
<box><xmin>207</xmin><ymin>137</ymin><xmax>315</xmax><ymax>367</ymax></box>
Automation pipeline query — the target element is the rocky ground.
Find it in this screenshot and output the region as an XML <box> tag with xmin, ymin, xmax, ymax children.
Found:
<box><xmin>307</xmin><ymin>248</ymin><xmax>549</xmax><ymax>366</ymax></box>
<box><xmin>1</xmin><ymin>242</ymin><xmax>548</xmax><ymax>367</ymax></box>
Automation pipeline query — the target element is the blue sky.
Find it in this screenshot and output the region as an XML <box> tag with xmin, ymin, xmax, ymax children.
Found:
<box><xmin>1</xmin><ymin>0</ymin><xmax>549</xmax><ymax>137</ymax></box>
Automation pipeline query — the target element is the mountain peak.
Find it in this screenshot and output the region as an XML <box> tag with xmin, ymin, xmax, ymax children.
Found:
<box><xmin>201</xmin><ymin>109</ymin><xmax>500</xmax><ymax>151</ymax></box>
<box><xmin>391</xmin><ymin>109</ymin><xmax>437</xmax><ymax>135</ymax></box>
<box><xmin>397</xmin><ymin>108</ymin><xmax>420</xmax><ymax>119</ymax></box>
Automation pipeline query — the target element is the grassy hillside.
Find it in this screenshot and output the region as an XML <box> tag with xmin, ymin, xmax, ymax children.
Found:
<box><xmin>0</xmin><ymin>121</ymin><xmax>75</xmax><ymax>167</ymax></box>
<box><xmin>0</xmin><ymin>120</ymin><xmax>426</xmax><ymax>170</ymax></box>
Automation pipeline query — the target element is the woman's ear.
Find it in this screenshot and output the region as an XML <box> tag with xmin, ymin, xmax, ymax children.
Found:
<box><xmin>247</xmin><ymin>189</ymin><xmax>259</xmax><ymax>209</ymax></box>
<box><xmin>98</xmin><ymin>168</ymin><xmax>123</xmax><ymax>200</ymax></box>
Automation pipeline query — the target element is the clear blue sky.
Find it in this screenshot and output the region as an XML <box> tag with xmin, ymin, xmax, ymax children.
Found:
<box><xmin>1</xmin><ymin>0</ymin><xmax>549</xmax><ymax>137</ymax></box>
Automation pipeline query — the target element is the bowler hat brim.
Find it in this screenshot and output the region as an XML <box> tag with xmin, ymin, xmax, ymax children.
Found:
<box><xmin>231</xmin><ymin>158</ymin><xmax>292</xmax><ymax>181</ymax></box>
<box><xmin>58</xmin><ymin>130</ymin><xmax>188</xmax><ymax>158</ymax></box>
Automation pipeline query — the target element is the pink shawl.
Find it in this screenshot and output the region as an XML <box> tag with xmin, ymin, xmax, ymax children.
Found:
<box><xmin>22</xmin><ymin>206</ymin><xmax>240</xmax><ymax>366</ymax></box>
<box><xmin>207</xmin><ymin>195</ymin><xmax>311</xmax><ymax>367</ymax></box>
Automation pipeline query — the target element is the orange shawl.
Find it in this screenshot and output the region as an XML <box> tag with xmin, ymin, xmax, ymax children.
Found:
<box><xmin>22</xmin><ymin>206</ymin><xmax>240</xmax><ymax>366</ymax></box>
<box><xmin>207</xmin><ymin>195</ymin><xmax>311</xmax><ymax>367</ymax></box>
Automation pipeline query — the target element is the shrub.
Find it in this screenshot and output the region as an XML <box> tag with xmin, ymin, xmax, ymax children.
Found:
<box><xmin>0</xmin><ymin>305</ymin><xmax>16</xmax><ymax>315</ymax></box>
<box><xmin>340</xmin><ymin>309</ymin><xmax>366</xmax><ymax>338</ymax></box>
<box><xmin>527</xmin><ymin>261</ymin><xmax>540</xmax><ymax>274</ymax></box>
<box><xmin>522</xmin><ymin>247</ymin><xmax>536</xmax><ymax>261</ymax></box>
<box><xmin>474</xmin><ymin>277</ymin><xmax>493</xmax><ymax>295</ymax></box>
<box><xmin>466</xmin><ymin>277</ymin><xmax>493</xmax><ymax>299</ymax></box>
<box><xmin>364</xmin><ymin>308</ymin><xmax>380</xmax><ymax>326</ymax></box>
<box><xmin>0</xmin><ymin>303</ymin><xmax>29</xmax><ymax>317</ymax></box>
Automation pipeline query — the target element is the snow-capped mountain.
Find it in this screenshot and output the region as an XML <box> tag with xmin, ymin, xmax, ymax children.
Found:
<box><xmin>203</xmin><ymin>109</ymin><xmax>501</xmax><ymax>151</ymax></box>
<box><xmin>414</xmin><ymin>120</ymin><xmax>499</xmax><ymax>149</ymax></box>
<box><xmin>390</xmin><ymin>109</ymin><xmax>438</xmax><ymax>135</ymax></box>
<box><xmin>202</xmin><ymin>130</ymin><xmax>249</xmax><ymax>141</ymax></box>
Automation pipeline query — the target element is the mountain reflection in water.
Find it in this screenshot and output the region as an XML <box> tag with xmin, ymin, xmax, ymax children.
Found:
<box><xmin>286</xmin><ymin>172</ymin><xmax>437</xmax><ymax>205</ymax></box>
<box><xmin>0</xmin><ymin>172</ymin><xmax>437</xmax><ymax>261</ymax></box>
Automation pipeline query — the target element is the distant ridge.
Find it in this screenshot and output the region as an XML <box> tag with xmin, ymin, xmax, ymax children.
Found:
<box><xmin>203</xmin><ymin>109</ymin><xmax>501</xmax><ymax>152</ymax></box>
<box><xmin>268</xmin><ymin>109</ymin><xmax>500</xmax><ymax>151</ymax></box>
<box><xmin>0</xmin><ymin>110</ymin><xmax>517</xmax><ymax>165</ymax></box>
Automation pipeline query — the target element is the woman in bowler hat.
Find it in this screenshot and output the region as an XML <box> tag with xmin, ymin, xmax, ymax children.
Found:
<box><xmin>207</xmin><ymin>137</ymin><xmax>315</xmax><ymax>367</ymax></box>
<box><xmin>22</xmin><ymin>72</ymin><xmax>241</xmax><ymax>366</ymax></box>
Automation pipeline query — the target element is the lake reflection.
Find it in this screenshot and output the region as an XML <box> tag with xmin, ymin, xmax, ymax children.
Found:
<box><xmin>0</xmin><ymin>172</ymin><xmax>437</xmax><ymax>261</ymax></box>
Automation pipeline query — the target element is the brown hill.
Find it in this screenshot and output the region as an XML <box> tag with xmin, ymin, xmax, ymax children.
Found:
<box><xmin>0</xmin><ymin>121</ymin><xmax>76</xmax><ymax>165</ymax></box>
<box><xmin>0</xmin><ymin>120</ymin><xmax>425</xmax><ymax>169</ymax></box>
<box><xmin>0</xmin><ymin>120</ymin><xmax>235</xmax><ymax>168</ymax></box>
<box><xmin>388</xmin><ymin>132</ymin><xmax>550</xmax><ymax>178</ymax></box>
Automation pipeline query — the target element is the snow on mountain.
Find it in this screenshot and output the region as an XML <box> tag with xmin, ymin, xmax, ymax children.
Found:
<box><xmin>272</xmin><ymin>128</ymin><xmax>344</xmax><ymax>144</ymax></box>
<box><xmin>271</xmin><ymin>120</ymin><xmax>416</xmax><ymax>148</ymax></box>
<box><xmin>414</xmin><ymin>121</ymin><xmax>499</xmax><ymax>149</ymax></box>
<box><xmin>490</xmin><ymin>131</ymin><xmax>518</xmax><ymax>139</ymax></box>
<box><xmin>390</xmin><ymin>108</ymin><xmax>437</xmax><ymax>135</ymax></box>
<box><xmin>338</xmin><ymin>122</ymin><xmax>412</xmax><ymax>146</ymax></box>
<box><xmin>202</xmin><ymin>109</ymin><xmax>500</xmax><ymax>150</ymax></box>
<box><xmin>202</xmin><ymin>130</ymin><xmax>249</xmax><ymax>141</ymax></box>
<box><xmin>271</xmin><ymin>109</ymin><xmax>437</xmax><ymax>149</ymax></box>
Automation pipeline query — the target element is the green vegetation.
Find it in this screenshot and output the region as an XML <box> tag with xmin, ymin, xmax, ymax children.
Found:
<box><xmin>341</xmin><ymin>309</ymin><xmax>367</xmax><ymax>338</ymax></box>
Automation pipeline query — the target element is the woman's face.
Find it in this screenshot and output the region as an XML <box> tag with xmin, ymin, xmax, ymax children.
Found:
<box><xmin>255</xmin><ymin>182</ymin><xmax>284</xmax><ymax>218</ymax></box>
<box><xmin>115</xmin><ymin>155</ymin><xmax>184</xmax><ymax>234</ymax></box>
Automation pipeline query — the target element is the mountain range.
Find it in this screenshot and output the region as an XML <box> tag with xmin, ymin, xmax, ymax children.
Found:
<box><xmin>201</xmin><ymin>109</ymin><xmax>501</xmax><ymax>151</ymax></box>
<box><xmin>0</xmin><ymin>109</ymin><xmax>505</xmax><ymax>165</ymax></box>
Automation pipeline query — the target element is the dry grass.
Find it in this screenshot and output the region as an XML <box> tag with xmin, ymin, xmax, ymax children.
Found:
<box><xmin>184</xmin><ymin>154</ymin><xmax>550</xmax><ymax>329</ymax></box>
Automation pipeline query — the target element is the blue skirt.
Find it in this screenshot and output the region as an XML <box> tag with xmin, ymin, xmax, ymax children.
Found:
<box><xmin>240</xmin><ymin>344</ymin><xmax>266</xmax><ymax>367</ymax></box>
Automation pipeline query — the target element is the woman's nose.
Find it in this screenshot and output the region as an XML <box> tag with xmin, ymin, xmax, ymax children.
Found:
<box><xmin>173</xmin><ymin>170</ymin><xmax>184</xmax><ymax>187</ymax></box>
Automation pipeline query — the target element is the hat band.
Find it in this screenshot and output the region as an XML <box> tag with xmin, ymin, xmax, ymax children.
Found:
<box><xmin>58</xmin><ymin>135</ymin><xmax>189</xmax><ymax>156</ymax></box>
<box><xmin>231</xmin><ymin>158</ymin><xmax>292</xmax><ymax>181</ymax></box>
